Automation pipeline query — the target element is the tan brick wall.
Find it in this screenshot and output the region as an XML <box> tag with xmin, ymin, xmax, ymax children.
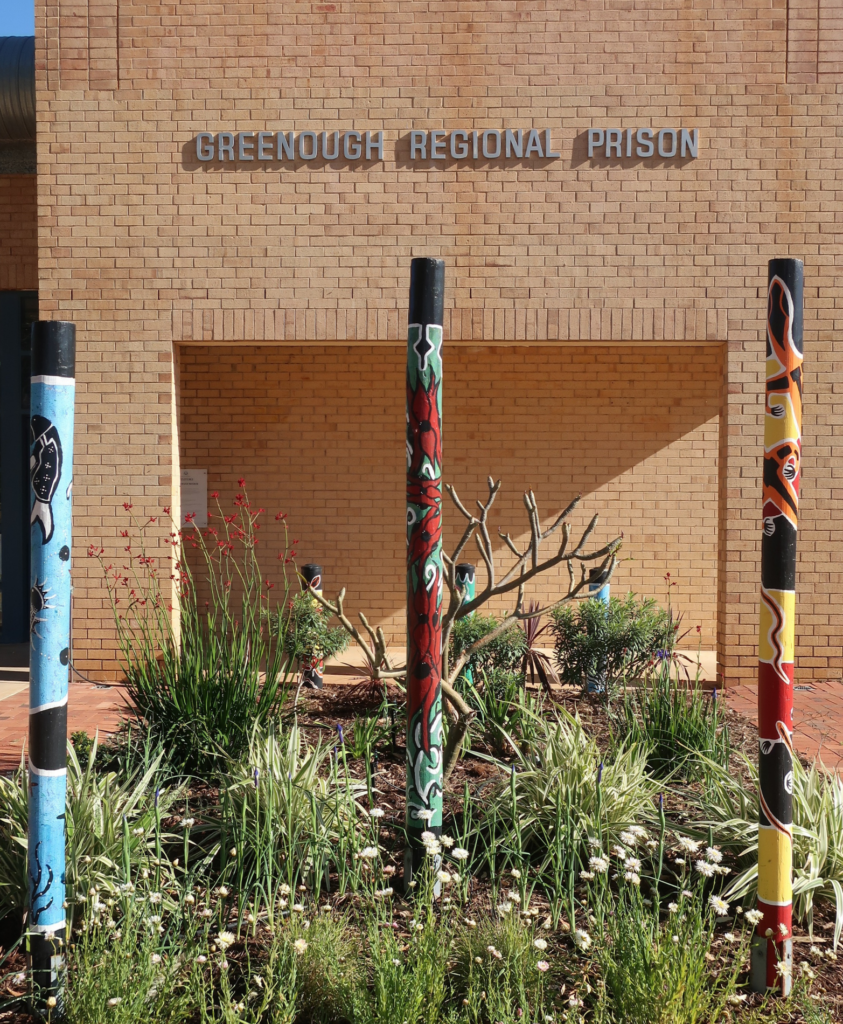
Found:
<box><xmin>177</xmin><ymin>343</ymin><xmax>721</xmax><ymax>651</ymax></box>
<box><xmin>29</xmin><ymin>0</ymin><xmax>843</xmax><ymax>682</ymax></box>
<box><xmin>0</xmin><ymin>176</ymin><xmax>38</xmax><ymax>291</ymax></box>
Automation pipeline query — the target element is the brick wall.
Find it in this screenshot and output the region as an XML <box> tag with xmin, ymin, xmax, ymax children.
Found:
<box><xmin>177</xmin><ymin>343</ymin><xmax>721</xmax><ymax>651</ymax></box>
<box><xmin>0</xmin><ymin>176</ymin><xmax>37</xmax><ymax>291</ymax></box>
<box><xmin>30</xmin><ymin>0</ymin><xmax>843</xmax><ymax>683</ymax></box>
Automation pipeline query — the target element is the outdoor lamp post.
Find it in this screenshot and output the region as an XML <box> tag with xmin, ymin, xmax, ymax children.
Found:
<box><xmin>751</xmin><ymin>258</ymin><xmax>803</xmax><ymax>995</ymax></box>
<box><xmin>28</xmin><ymin>321</ymin><xmax>76</xmax><ymax>1008</ymax></box>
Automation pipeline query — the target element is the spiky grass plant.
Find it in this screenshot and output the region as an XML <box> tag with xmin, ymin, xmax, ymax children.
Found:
<box><xmin>474</xmin><ymin>709</ymin><xmax>657</xmax><ymax>924</ymax></box>
<box><xmin>585</xmin><ymin>868</ymin><xmax>751</xmax><ymax>1024</ymax></box>
<box><xmin>451</xmin><ymin>913</ymin><xmax>552</xmax><ymax>1024</ymax></box>
<box><xmin>0</xmin><ymin>738</ymin><xmax>180</xmax><ymax>924</ymax></box>
<box><xmin>615</xmin><ymin>662</ymin><xmax>730</xmax><ymax>781</ymax></box>
<box><xmin>94</xmin><ymin>484</ymin><xmax>295</xmax><ymax>776</ymax></box>
<box><xmin>696</xmin><ymin>753</ymin><xmax>843</xmax><ymax>948</ymax></box>
<box><xmin>213</xmin><ymin>723</ymin><xmax>368</xmax><ymax>914</ymax></box>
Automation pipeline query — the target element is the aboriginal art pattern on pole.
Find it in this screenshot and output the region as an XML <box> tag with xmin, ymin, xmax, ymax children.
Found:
<box><xmin>751</xmin><ymin>259</ymin><xmax>803</xmax><ymax>995</ymax></box>
<box><xmin>301</xmin><ymin>563</ymin><xmax>324</xmax><ymax>690</ymax></box>
<box><xmin>405</xmin><ymin>257</ymin><xmax>445</xmax><ymax>875</ymax></box>
<box><xmin>28</xmin><ymin>321</ymin><xmax>76</xmax><ymax>1006</ymax></box>
<box><xmin>455</xmin><ymin>563</ymin><xmax>476</xmax><ymax>687</ymax></box>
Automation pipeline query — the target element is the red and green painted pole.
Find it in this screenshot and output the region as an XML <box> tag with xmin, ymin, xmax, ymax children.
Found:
<box><xmin>405</xmin><ymin>257</ymin><xmax>445</xmax><ymax>881</ymax></box>
<box><xmin>751</xmin><ymin>258</ymin><xmax>803</xmax><ymax>994</ymax></box>
<box><xmin>28</xmin><ymin>321</ymin><xmax>76</xmax><ymax>1007</ymax></box>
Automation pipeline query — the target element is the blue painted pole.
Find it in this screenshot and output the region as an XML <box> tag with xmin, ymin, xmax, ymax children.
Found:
<box><xmin>455</xmin><ymin>563</ymin><xmax>475</xmax><ymax>686</ymax></box>
<box><xmin>28</xmin><ymin>321</ymin><xmax>75</xmax><ymax>1006</ymax></box>
<box><xmin>586</xmin><ymin>569</ymin><xmax>610</xmax><ymax>694</ymax></box>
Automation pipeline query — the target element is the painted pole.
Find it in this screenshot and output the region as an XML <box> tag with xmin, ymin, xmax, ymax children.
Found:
<box><xmin>455</xmin><ymin>562</ymin><xmax>475</xmax><ymax>686</ymax></box>
<box><xmin>28</xmin><ymin>321</ymin><xmax>75</xmax><ymax>1006</ymax></box>
<box><xmin>751</xmin><ymin>258</ymin><xmax>803</xmax><ymax>994</ymax></box>
<box><xmin>405</xmin><ymin>257</ymin><xmax>445</xmax><ymax>883</ymax></box>
<box><xmin>586</xmin><ymin>568</ymin><xmax>611</xmax><ymax>694</ymax></box>
<box><xmin>301</xmin><ymin>563</ymin><xmax>324</xmax><ymax>690</ymax></box>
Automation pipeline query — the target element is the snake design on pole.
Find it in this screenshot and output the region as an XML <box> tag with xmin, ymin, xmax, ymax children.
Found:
<box><xmin>28</xmin><ymin>321</ymin><xmax>76</xmax><ymax>1010</ymax></box>
<box><xmin>751</xmin><ymin>259</ymin><xmax>803</xmax><ymax>995</ymax></box>
<box><xmin>405</xmin><ymin>258</ymin><xmax>445</xmax><ymax>880</ymax></box>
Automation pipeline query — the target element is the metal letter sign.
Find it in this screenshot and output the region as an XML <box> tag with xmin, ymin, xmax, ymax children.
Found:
<box><xmin>28</xmin><ymin>321</ymin><xmax>75</xmax><ymax>1007</ymax></box>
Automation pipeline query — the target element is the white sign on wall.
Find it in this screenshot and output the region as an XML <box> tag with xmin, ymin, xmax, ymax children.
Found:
<box><xmin>180</xmin><ymin>468</ymin><xmax>208</xmax><ymax>528</ymax></box>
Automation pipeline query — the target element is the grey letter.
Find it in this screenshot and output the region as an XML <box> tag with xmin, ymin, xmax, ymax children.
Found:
<box><xmin>482</xmin><ymin>129</ymin><xmax>501</xmax><ymax>158</ymax></box>
<box><xmin>658</xmin><ymin>129</ymin><xmax>677</xmax><ymax>158</ymax></box>
<box><xmin>277</xmin><ymin>132</ymin><xmax>295</xmax><ymax>160</ymax></box>
<box><xmin>544</xmin><ymin>129</ymin><xmax>560</xmax><ymax>158</ymax></box>
<box><xmin>257</xmin><ymin>131</ymin><xmax>274</xmax><ymax>160</ymax></box>
<box><xmin>680</xmin><ymin>128</ymin><xmax>698</xmax><ymax>158</ymax></box>
<box><xmin>299</xmin><ymin>131</ymin><xmax>318</xmax><ymax>160</ymax></box>
<box><xmin>196</xmin><ymin>132</ymin><xmax>214</xmax><ymax>161</ymax></box>
<box><xmin>322</xmin><ymin>131</ymin><xmax>340</xmax><ymax>160</ymax></box>
<box><xmin>505</xmin><ymin>129</ymin><xmax>523</xmax><ymax>158</ymax></box>
<box><xmin>524</xmin><ymin>129</ymin><xmax>543</xmax><ymax>157</ymax></box>
<box><xmin>451</xmin><ymin>130</ymin><xmax>469</xmax><ymax>159</ymax></box>
<box><xmin>587</xmin><ymin>129</ymin><xmax>604</xmax><ymax>158</ymax></box>
<box><xmin>344</xmin><ymin>131</ymin><xmax>362</xmax><ymax>159</ymax></box>
<box><xmin>365</xmin><ymin>131</ymin><xmax>384</xmax><ymax>160</ymax></box>
<box><xmin>636</xmin><ymin>128</ymin><xmax>654</xmax><ymax>158</ymax></box>
<box><xmin>218</xmin><ymin>132</ymin><xmax>235</xmax><ymax>161</ymax></box>
<box><xmin>605</xmin><ymin>129</ymin><xmax>622</xmax><ymax>157</ymax></box>
<box><xmin>430</xmin><ymin>130</ymin><xmax>446</xmax><ymax>159</ymax></box>
<box><xmin>238</xmin><ymin>132</ymin><xmax>255</xmax><ymax>160</ymax></box>
<box><xmin>410</xmin><ymin>131</ymin><xmax>427</xmax><ymax>160</ymax></box>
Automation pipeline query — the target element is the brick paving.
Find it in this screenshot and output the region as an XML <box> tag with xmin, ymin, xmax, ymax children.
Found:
<box><xmin>0</xmin><ymin>681</ymin><xmax>126</xmax><ymax>773</ymax></box>
<box><xmin>726</xmin><ymin>680</ymin><xmax>843</xmax><ymax>771</ymax></box>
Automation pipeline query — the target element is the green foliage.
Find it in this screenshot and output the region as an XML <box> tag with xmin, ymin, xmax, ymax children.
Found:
<box><xmin>615</xmin><ymin>664</ymin><xmax>730</xmax><ymax>780</ymax></box>
<box><xmin>70</xmin><ymin>730</ymin><xmax>94</xmax><ymax>769</ymax></box>
<box><xmin>698</xmin><ymin>753</ymin><xmax>843</xmax><ymax>948</ymax></box>
<box><xmin>214</xmin><ymin>723</ymin><xmax>367</xmax><ymax>907</ymax></box>
<box><xmin>451</xmin><ymin>914</ymin><xmax>551</xmax><ymax>1024</ymax></box>
<box><xmin>462</xmin><ymin>670</ymin><xmax>527</xmax><ymax>757</ymax></box>
<box><xmin>450</xmin><ymin>615</ymin><xmax>527</xmax><ymax>679</ymax></box>
<box><xmin>550</xmin><ymin>593</ymin><xmax>674</xmax><ymax>691</ymax></box>
<box><xmin>0</xmin><ymin>739</ymin><xmax>179</xmax><ymax>924</ymax></box>
<box><xmin>270</xmin><ymin>591</ymin><xmax>349</xmax><ymax>666</ymax></box>
<box><xmin>99</xmin><ymin>490</ymin><xmax>294</xmax><ymax>776</ymax></box>
<box><xmin>477</xmin><ymin>709</ymin><xmax>658</xmax><ymax>872</ymax></box>
<box><xmin>587</xmin><ymin>872</ymin><xmax>749</xmax><ymax>1024</ymax></box>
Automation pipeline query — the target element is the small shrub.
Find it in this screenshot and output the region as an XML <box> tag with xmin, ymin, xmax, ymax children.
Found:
<box><xmin>450</xmin><ymin>615</ymin><xmax>527</xmax><ymax>680</ymax></box>
<box><xmin>615</xmin><ymin>664</ymin><xmax>729</xmax><ymax>780</ymax></box>
<box><xmin>451</xmin><ymin>914</ymin><xmax>551</xmax><ymax>1024</ymax></box>
<box><xmin>586</xmin><ymin>871</ymin><xmax>750</xmax><ymax>1024</ymax></box>
<box><xmin>463</xmin><ymin>669</ymin><xmax>526</xmax><ymax>757</ymax></box>
<box><xmin>270</xmin><ymin>590</ymin><xmax>349</xmax><ymax>674</ymax></box>
<box><xmin>550</xmin><ymin>593</ymin><xmax>674</xmax><ymax>692</ymax></box>
<box><xmin>0</xmin><ymin>739</ymin><xmax>180</xmax><ymax>925</ymax></box>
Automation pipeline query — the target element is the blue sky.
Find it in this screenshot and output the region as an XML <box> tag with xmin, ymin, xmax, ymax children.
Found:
<box><xmin>1</xmin><ymin>0</ymin><xmax>35</xmax><ymax>35</ymax></box>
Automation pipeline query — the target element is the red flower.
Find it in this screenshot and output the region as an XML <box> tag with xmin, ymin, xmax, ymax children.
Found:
<box><xmin>185</xmin><ymin>512</ymin><xmax>196</xmax><ymax>522</ymax></box>
<box><xmin>123</xmin><ymin>502</ymin><xmax>133</xmax><ymax>510</ymax></box>
<box><xmin>211</xmin><ymin>491</ymin><xmax>219</xmax><ymax>499</ymax></box>
<box><xmin>264</xmin><ymin>580</ymin><xmax>275</xmax><ymax>590</ymax></box>
<box><xmin>148</xmin><ymin>516</ymin><xmax>157</xmax><ymax>523</ymax></box>
<box><xmin>275</xmin><ymin>512</ymin><xmax>286</xmax><ymax>521</ymax></box>
<box><xmin>238</xmin><ymin>478</ymin><xmax>246</xmax><ymax>487</ymax></box>
<box><xmin>163</xmin><ymin>506</ymin><xmax>171</xmax><ymax>515</ymax></box>
<box><xmin>696</xmin><ymin>625</ymin><xmax>702</xmax><ymax>633</ymax></box>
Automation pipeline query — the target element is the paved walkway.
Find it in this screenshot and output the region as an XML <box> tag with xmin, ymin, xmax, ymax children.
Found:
<box><xmin>726</xmin><ymin>680</ymin><xmax>843</xmax><ymax>771</ymax></box>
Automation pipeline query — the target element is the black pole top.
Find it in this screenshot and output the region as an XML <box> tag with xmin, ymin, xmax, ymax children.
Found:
<box><xmin>768</xmin><ymin>258</ymin><xmax>803</xmax><ymax>349</ymax></box>
<box><xmin>455</xmin><ymin>563</ymin><xmax>476</xmax><ymax>581</ymax></box>
<box><xmin>301</xmin><ymin>564</ymin><xmax>323</xmax><ymax>586</ymax></box>
<box><xmin>31</xmin><ymin>321</ymin><xmax>76</xmax><ymax>378</ymax></box>
<box><xmin>409</xmin><ymin>257</ymin><xmax>445</xmax><ymax>326</ymax></box>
